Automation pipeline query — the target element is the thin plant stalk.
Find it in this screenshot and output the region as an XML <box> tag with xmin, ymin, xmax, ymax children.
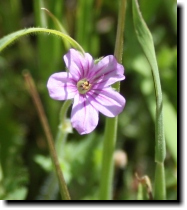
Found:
<box><xmin>33</xmin><ymin>0</ymin><xmax>49</xmax><ymax>80</ymax></box>
<box><xmin>154</xmin><ymin>162</ymin><xmax>165</xmax><ymax>200</ymax></box>
<box><xmin>33</xmin><ymin>0</ymin><xmax>58</xmax><ymax>135</ymax></box>
<box><xmin>23</xmin><ymin>71</ymin><xmax>71</xmax><ymax>200</ymax></box>
<box><xmin>38</xmin><ymin>100</ymin><xmax>72</xmax><ymax>200</ymax></box>
<box><xmin>99</xmin><ymin>0</ymin><xmax>126</xmax><ymax>200</ymax></box>
<box><xmin>132</xmin><ymin>0</ymin><xmax>166</xmax><ymax>200</ymax></box>
<box><xmin>56</xmin><ymin>100</ymin><xmax>72</xmax><ymax>157</ymax></box>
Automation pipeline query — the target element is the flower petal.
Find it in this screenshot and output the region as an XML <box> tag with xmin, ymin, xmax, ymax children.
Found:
<box><xmin>47</xmin><ymin>72</ymin><xmax>77</xmax><ymax>100</ymax></box>
<box><xmin>88</xmin><ymin>55</ymin><xmax>125</xmax><ymax>88</ymax></box>
<box><xmin>87</xmin><ymin>87</ymin><xmax>126</xmax><ymax>117</ymax></box>
<box><xmin>64</xmin><ymin>49</ymin><xmax>94</xmax><ymax>80</ymax></box>
<box><xmin>71</xmin><ymin>94</ymin><xmax>99</xmax><ymax>134</ymax></box>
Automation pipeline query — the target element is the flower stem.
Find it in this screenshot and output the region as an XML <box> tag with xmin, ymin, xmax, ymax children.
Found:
<box><xmin>23</xmin><ymin>71</ymin><xmax>71</xmax><ymax>200</ymax></box>
<box><xmin>99</xmin><ymin>0</ymin><xmax>126</xmax><ymax>200</ymax></box>
<box><xmin>59</xmin><ymin>100</ymin><xmax>72</xmax><ymax>121</ymax></box>
<box><xmin>99</xmin><ymin>118</ymin><xmax>118</xmax><ymax>200</ymax></box>
<box><xmin>56</xmin><ymin>100</ymin><xmax>72</xmax><ymax>157</ymax></box>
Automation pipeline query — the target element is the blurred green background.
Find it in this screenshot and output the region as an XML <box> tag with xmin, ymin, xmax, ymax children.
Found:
<box><xmin>0</xmin><ymin>0</ymin><xmax>177</xmax><ymax>200</ymax></box>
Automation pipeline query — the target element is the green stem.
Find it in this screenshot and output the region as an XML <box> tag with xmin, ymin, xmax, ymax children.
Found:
<box><xmin>154</xmin><ymin>162</ymin><xmax>166</xmax><ymax>200</ymax></box>
<box><xmin>99</xmin><ymin>0</ymin><xmax>126</xmax><ymax>200</ymax></box>
<box><xmin>99</xmin><ymin>118</ymin><xmax>118</xmax><ymax>200</ymax></box>
<box><xmin>33</xmin><ymin>0</ymin><xmax>48</xmax><ymax>79</ymax></box>
<box><xmin>59</xmin><ymin>100</ymin><xmax>72</xmax><ymax>122</ymax></box>
<box><xmin>154</xmin><ymin>92</ymin><xmax>166</xmax><ymax>199</ymax></box>
<box><xmin>56</xmin><ymin>100</ymin><xmax>72</xmax><ymax>157</ymax></box>
<box><xmin>154</xmin><ymin>48</ymin><xmax>166</xmax><ymax>200</ymax></box>
<box><xmin>0</xmin><ymin>27</ymin><xmax>85</xmax><ymax>55</ymax></box>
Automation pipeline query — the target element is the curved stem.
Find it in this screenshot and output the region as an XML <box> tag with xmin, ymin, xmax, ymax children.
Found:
<box><xmin>56</xmin><ymin>100</ymin><xmax>72</xmax><ymax>157</ymax></box>
<box><xmin>59</xmin><ymin>100</ymin><xmax>72</xmax><ymax>122</ymax></box>
<box><xmin>0</xmin><ymin>27</ymin><xmax>85</xmax><ymax>54</ymax></box>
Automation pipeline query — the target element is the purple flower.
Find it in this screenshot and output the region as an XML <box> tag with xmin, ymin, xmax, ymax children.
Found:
<box><xmin>47</xmin><ymin>49</ymin><xmax>126</xmax><ymax>135</ymax></box>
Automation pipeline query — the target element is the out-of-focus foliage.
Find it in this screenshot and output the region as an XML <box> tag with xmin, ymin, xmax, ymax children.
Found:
<box><xmin>0</xmin><ymin>0</ymin><xmax>177</xmax><ymax>200</ymax></box>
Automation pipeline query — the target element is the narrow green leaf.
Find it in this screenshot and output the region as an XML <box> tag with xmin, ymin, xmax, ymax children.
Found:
<box><xmin>132</xmin><ymin>55</ymin><xmax>177</xmax><ymax>164</ymax></box>
<box><xmin>0</xmin><ymin>27</ymin><xmax>85</xmax><ymax>54</ymax></box>
<box><xmin>132</xmin><ymin>0</ymin><xmax>166</xmax><ymax>200</ymax></box>
<box><xmin>132</xmin><ymin>0</ymin><xmax>165</xmax><ymax>163</ymax></box>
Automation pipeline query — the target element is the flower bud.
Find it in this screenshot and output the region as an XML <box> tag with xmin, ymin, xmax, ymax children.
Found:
<box><xmin>58</xmin><ymin>118</ymin><xmax>73</xmax><ymax>133</ymax></box>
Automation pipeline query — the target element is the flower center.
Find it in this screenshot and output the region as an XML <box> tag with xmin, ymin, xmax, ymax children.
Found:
<box><xmin>77</xmin><ymin>79</ymin><xmax>92</xmax><ymax>94</ymax></box>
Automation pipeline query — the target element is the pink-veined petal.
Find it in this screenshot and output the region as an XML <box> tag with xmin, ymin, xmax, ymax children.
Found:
<box><xmin>71</xmin><ymin>94</ymin><xmax>99</xmax><ymax>134</ymax></box>
<box><xmin>87</xmin><ymin>87</ymin><xmax>126</xmax><ymax>117</ymax></box>
<box><xmin>64</xmin><ymin>49</ymin><xmax>94</xmax><ymax>80</ymax></box>
<box><xmin>47</xmin><ymin>72</ymin><xmax>77</xmax><ymax>100</ymax></box>
<box><xmin>88</xmin><ymin>55</ymin><xmax>125</xmax><ymax>88</ymax></box>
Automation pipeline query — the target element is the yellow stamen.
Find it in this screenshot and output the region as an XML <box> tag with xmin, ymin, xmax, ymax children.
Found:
<box><xmin>77</xmin><ymin>79</ymin><xmax>92</xmax><ymax>94</ymax></box>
